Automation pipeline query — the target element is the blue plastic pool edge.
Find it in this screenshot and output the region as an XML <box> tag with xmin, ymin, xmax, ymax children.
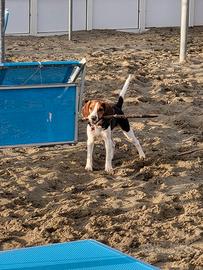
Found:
<box><xmin>93</xmin><ymin>240</ymin><xmax>159</xmax><ymax>270</ymax></box>
<box><xmin>0</xmin><ymin>60</ymin><xmax>81</xmax><ymax>68</ymax></box>
<box><xmin>0</xmin><ymin>59</ymin><xmax>86</xmax><ymax>148</ymax></box>
<box><xmin>0</xmin><ymin>239</ymin><xmax>159</xmax><ymax>270</ymax></box>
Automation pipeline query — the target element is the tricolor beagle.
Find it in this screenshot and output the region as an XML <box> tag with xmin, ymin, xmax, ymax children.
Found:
<box><xmin>82</xmin><ymin>75</ymin><xmax>145</xmax><ymax>173</ymax></box>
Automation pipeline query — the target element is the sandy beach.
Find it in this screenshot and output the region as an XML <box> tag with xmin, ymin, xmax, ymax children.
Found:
<box><xmin>0</xmin><ymin>27</ymin><xmax>203</xmax><ymax>269</ymax></box>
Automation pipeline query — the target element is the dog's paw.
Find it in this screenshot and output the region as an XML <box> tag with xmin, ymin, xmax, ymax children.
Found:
<box><xmin>85</xmin><ymin>164</ymin><xmax>93</xmax><ymax>171</ymax></box>
<box><xmin>139</xmin><ymin>152</ymin><xmax>146</xmax><ymax>160</ymax></box>
<box><xmin>105</xmin><ymin>165</ymin><xmax>114</xmax><ymax>174</ymax></box>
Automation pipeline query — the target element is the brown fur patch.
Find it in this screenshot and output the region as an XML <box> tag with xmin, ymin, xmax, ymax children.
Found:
<box><xmin>82</xmin><ymin>100</ymin><xmax>114</xmax><ymax>120</ymax></box>
<box><xmin>82</xmin><ymin>100</ymin><xmax>91</xmax><ymax>118</ymax></box>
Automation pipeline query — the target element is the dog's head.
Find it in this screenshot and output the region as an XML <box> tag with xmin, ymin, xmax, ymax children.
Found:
<box><xmin>82</xmin><ymin>100</ymin><xmax>113</xmax><ymax>125</ymax></box>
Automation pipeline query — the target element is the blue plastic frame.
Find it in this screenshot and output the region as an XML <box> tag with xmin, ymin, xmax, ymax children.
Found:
<box><xmin>0</xmin><ymin>60</ymin><xmax>85</xmax><ymax>147</ymax></box>
<box><xmin>0</xmin><ymin>240</ymin><xmax>159</xmax><ymax>270</ymax></box>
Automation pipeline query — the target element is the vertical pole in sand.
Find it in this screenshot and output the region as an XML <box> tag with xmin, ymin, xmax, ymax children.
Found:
<box><xmin>68</xmin><ymin>0</ymin><xmax>73</xmax><ymax>41</ymax></box>
<box><xmin>180</xmin><ymin>0</ymin><xmax>190</xmax><ymax>63</ymax></box>
<box><xmin>0</xmin><ymin>0</ymin><xmax>5</xmax><ymax>63</ymax></box>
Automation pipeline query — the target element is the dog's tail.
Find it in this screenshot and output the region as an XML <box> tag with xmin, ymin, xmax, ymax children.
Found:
<box><xmin>116</xmin><ymin>74</ymin><xmax>133</xmax><ymax>108</ymax></box>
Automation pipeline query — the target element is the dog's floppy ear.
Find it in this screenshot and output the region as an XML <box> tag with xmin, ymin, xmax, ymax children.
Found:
<box><xmin>82</xmin><ymin>100</ymin><xmax>91</xmax><ymax>119</ymax></box>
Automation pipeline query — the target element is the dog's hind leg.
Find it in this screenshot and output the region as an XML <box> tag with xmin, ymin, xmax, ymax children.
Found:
<box><xmin>118</xmin><ymin>118</ymin><xmax>145</xmax><ymax>159</ymax></box>
<box><xmin>122</xmin><ymin>128</ymin><xmax>145</xmax><ymax>159</ymax></box>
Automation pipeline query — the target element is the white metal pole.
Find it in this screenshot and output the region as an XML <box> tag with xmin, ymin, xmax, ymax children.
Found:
<box><xmin>180</xmin><ymin>0</ymin><xmax>190</xmax><ymax>63</ymax></box>
<box><xmin>30</xmin><ymin>0</ymin><xmax>38</xmax><ymax>35</ymax></box>
<box><xmin>85</xmin><ymin>0</ymin><xmax>88</xmax><ymax>30</ymax></box>
<box><xmin>139</xmin><ymin>0</ymin><xmax>146</xmax><ymax>32</ymax></box>
<box><xmin>68</xmin><ymin>0</ymin><xmax>73</xmax><ymax>40</ymax></box>
<box><xmin>0</xmin><ymin>0</ymin><xmax>5</xmax><ymax>63</ymax></box>
<box><xmin>86</xmin><ymin>0</ymin><xmax>93</xmax><ymax>31</ymax></box>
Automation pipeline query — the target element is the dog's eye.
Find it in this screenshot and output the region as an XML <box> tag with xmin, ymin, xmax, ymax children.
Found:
<box><xmin>98</xmin><ymin>108</ymin><xmax>104</xmax><ymax>112</ymax></box>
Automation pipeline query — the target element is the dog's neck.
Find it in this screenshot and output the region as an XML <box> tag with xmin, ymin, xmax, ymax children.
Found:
<box><xmin>88</xmin><ymin>118</ymin><xmax>104</xmax><ymax>131</ymax></box>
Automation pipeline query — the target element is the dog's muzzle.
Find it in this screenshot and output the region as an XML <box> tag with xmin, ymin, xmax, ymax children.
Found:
<box><xmin>90</xmin><ymin>115</ymin><xmax>98</xmax><ymax>124</ymax></box>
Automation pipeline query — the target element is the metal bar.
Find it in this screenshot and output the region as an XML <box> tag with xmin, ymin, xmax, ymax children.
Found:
<box><xmin>0</xmin><ymin>140</ymin><xmax>77</xmax><ymax>149</ymax></box>
<box><xmin>4</xmin><ymin>8</ymin><xmax>9</xmax><ymax>33</ymax></box>
<box><xmin>67</xmin><ymin>58</ymin><xmax>86</xmax><ymax>113</ymax></box>
<box><xmin>78</xmin><ymin>64</ymin><xmax>86</xmax><ymax>114</ymax></box>
<box><xmin>0</xmin><ymin>0</ymin><xmax>5</xmax><ymax>63</ymax></box>
<box><xmin>0</xmin><ymin>83</ymin><xmax>76</xmax><ymax>91</ymax></box>
<box><xmin>180</xmin><ymin>0</ymin><xmax>190</xmax><ymax>63</ymax></box>
<box><xmin>30</xmin><ymin>0</ymin><xmax>38</xmax><ymax>35</ymax></box>
<box><xmin>86</xmin><ymin>0</ymin><xmax>93</xmax><ymax>31</ymax></box>
<box><xmin>68</xmin><ymin>58</ymin><xmax>86</xmax><ymax>83</ymax></box>
<box><xmin>0</xmin><ymin>60</ymin><xmax>81</xmax><ymax>67</ymax></box>
<box><xmin>85</xmin><ymin>0</ymin><xmax>88</xmax><ymax>30</ymax></box>
<box><xmin>68</xmin><ymin>0</ymin><xmax>73</xmax><ymax>40</ymax></box>
<box><xmin>139</xmin><ymin>0</ymin><xmax>146</xmax><ymax>32</ymax></box>
<box><xmin>74</xmin><ymin>86</ymin><xmax>79</xmax><ymax>142</ymax></box>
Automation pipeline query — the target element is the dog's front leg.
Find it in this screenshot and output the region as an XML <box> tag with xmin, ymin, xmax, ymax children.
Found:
<box><xmin>102</xmin><ymin>127</ymin><xmax>113</xmax><ymax>173</ymax></box>
<box><xmin>85</xmin><ymin>125</ymin><xmax>94</xmax><ymax>171</ymax></box>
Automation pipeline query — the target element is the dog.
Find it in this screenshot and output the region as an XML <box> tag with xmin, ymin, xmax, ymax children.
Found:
<box><xmin>82</xmin><ymin>75</ymin><xmax>145</xmax><ymax>173</ymax></box>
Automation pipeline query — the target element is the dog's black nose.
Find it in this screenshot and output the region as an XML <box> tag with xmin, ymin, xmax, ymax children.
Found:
<box><xmin>91</xmin><ymin>116</ymin><xmax>97</xmax><ymax>122</ymax></box>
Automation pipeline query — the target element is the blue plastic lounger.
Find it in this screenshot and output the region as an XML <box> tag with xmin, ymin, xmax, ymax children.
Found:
<box><xmin>0</xmin><ymin>239</ymin><xmax>159</xmax><ymax>270</ymax></box>
<box><xmin>0</xmin><ymin>59</ymin><xmax>86</xmax><ymax>147</ymax></box>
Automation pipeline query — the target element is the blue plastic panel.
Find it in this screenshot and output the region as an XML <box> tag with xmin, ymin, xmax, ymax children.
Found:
<box><xmin>0</xmin><ymin>240</ymin><xmax>158</xmax><ymax>270</ymax></box>
<box><xmin>0</xmin><ymin>61</ymin><xmax>81</xmax><ymax>86</ymax></box>
<box><xmin>0</xmin><ymin>85</ymin><xmax>77</xmax><ymax>147</ymax></box>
